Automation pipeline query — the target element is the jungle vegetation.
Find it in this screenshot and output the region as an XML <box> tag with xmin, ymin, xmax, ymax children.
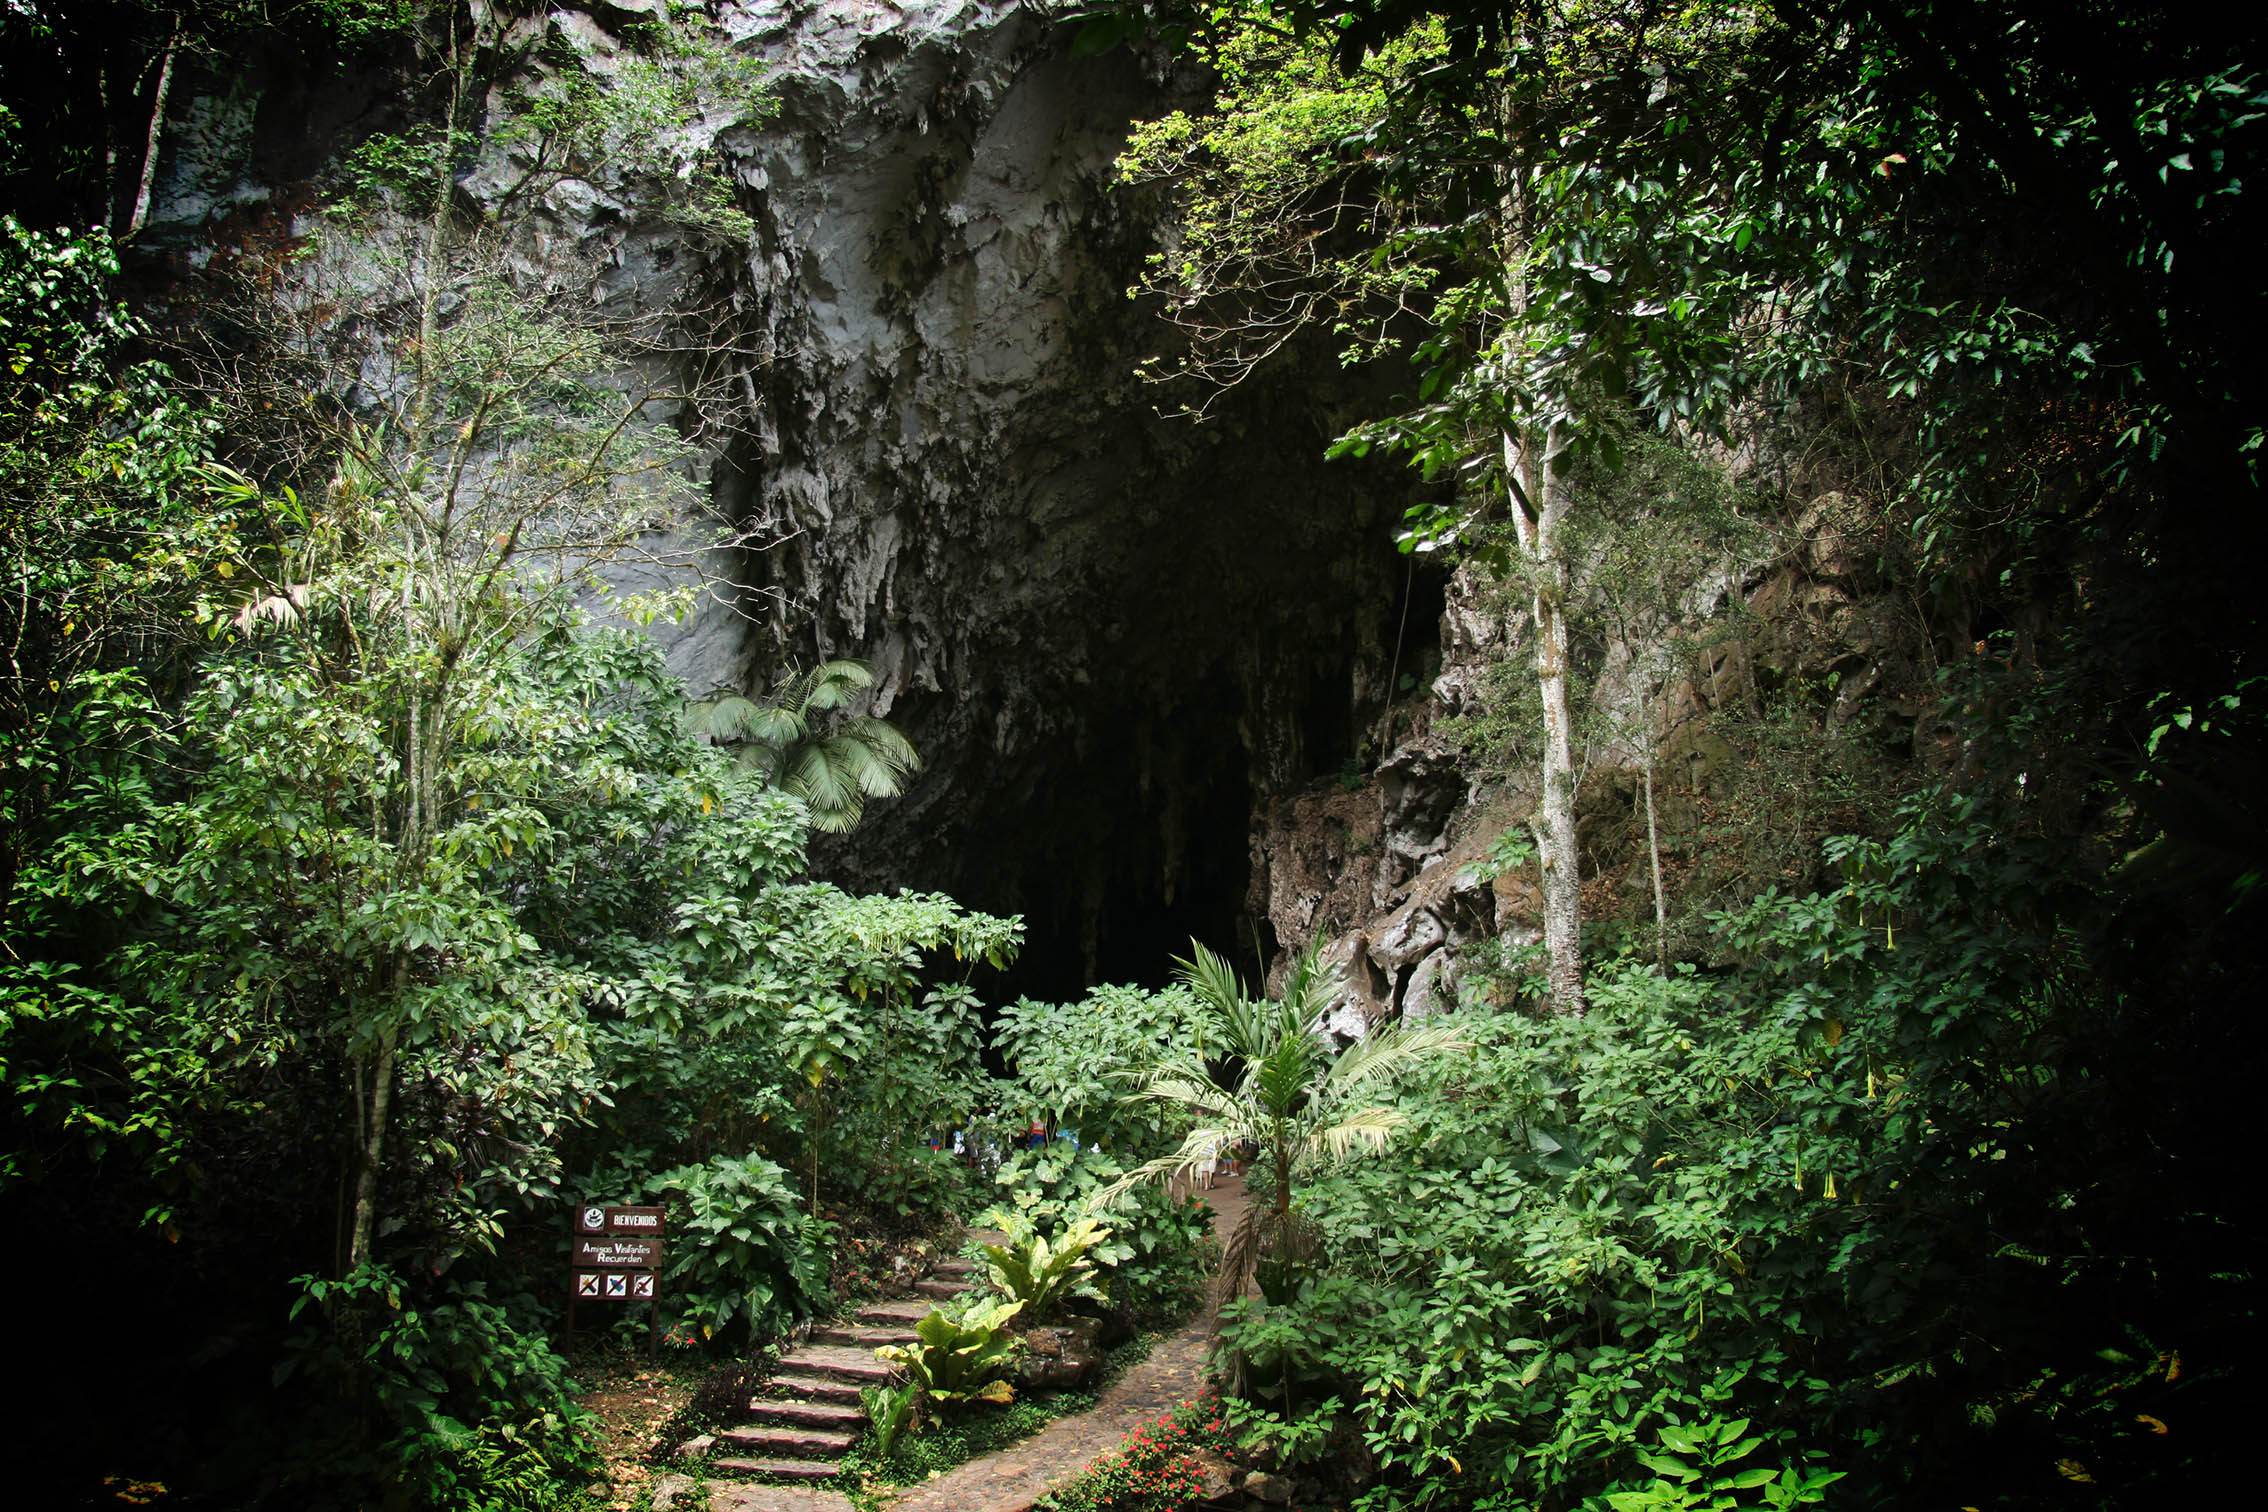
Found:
<box><xmin>2</xmin><ymin>1</ymin><xmax>2259</xmax><ymax>1510</ymax></box>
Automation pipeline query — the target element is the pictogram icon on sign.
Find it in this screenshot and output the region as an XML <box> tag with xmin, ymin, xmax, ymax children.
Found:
<box><xmin>580</xmin><ymin>1205</ymin><xmax>606</xmax><ymax>1231</ymax></box>
<box><xmin>631</xmin><ymin>1273</ymin><xmax>655</xmax><ymax>1299</ymax></box>
<box><xmin>576</xmin><ymin>1273</ymin><xmax>600</xmax><ymax>1297</ymax></box>
<box><xmin>604</xmin><ymin>1273</ymin><xmax>628</xmax><ymax>1298</ymax></box>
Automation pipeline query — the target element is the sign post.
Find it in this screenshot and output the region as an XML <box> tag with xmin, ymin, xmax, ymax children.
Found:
<box><xmin>565</xmin><ymin>1203</ymin><xmax>668</xmax><ymax>1355</ymax></box>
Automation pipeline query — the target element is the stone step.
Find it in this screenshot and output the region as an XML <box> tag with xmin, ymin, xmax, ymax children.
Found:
<box><xmin>773</xmin><ymin>1344</ymin><xmax>898</xmax><ymax>1384</ymax></box>
<box><xmin>911</xmin><ymin>1278</ymin><xmax>961</xmax><ymax>1300</ymax></box>
<box><xmin>760</xmin><ymin>1373</ymin><xmax>865</xmax><ymax>1408</ymax></box>
<box><xmin>857</xmin><ymin>1299</ymin><xmax>936</xmax><ymax>1326</ymax></box>
<box><xmin>717</xmin><ymin>1424</ymin><xmax>858</xmax><ymax>1459</ymax></box>
<box><xmin>745</xmin><ymin>1398</ymin><xmax>866</xmax><ymax>1432</ymax></box>
<box><xmin>711</xmin><ymin>1456</ymin><xmax>841</xmax><ymax>1483</ymax></box>
<box><xmin>707</xmin><ymin>1485</ymin><xmax>856</xmax><ymax>1512</ymax></box>
<box><xmin>931</xmin><ymin>1257</ymin><xmax>978</xmax><ymax>1277</ymax></box>
<box><xmin>809</xmin><ymin>1322</ymin><xmax>917</xmax><ymax>1349</ymax></box>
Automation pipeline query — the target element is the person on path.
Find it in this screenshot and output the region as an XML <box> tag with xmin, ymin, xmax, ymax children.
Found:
<box><xmin>1194</xmin><ymin>1131</ymin><xmax>1221</xmax><ymax>1189</ymax></box>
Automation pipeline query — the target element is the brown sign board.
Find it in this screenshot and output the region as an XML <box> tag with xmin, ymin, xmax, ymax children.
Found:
<box><xmin>574</xmin><ymin>1236</ymin><xmax>662</xmax><ymax>1269</ymax></box>
<box><xmin>575</xmin><ymin>1204</ymin><xmax>666</xmax><ymax>1236</ymax></box>
<box><xmin>574</xmin><ymin>1270</ymin><xmax>657</xmax><ymax>1301</ymax></box>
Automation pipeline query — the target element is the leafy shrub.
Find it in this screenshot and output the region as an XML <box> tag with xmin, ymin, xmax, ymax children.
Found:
<box><xmin>279</xmin><ymin>1266</ymin><xmax>588</xmax><ymax>1509</ymax></box>
<box><xmin>861</xmin><ymin>1379</ymin><xmax>922</xmax><ymax>1460</ymax></box>
<box><xmin>990</xmin><ymin>1140</ymin><xmax>1133</xmax><ymax>1226</ymax></box>
<box><xmin>988</xmin><ymin>1143</ymin><xmax>1217</xmax><ymax>1324</ymax></box>
<box><xmin>1587</xmin><ymin>1418</ymin><xmax>1841</xmax><ymax>1512</ymax></box>
<box><xmin>1212</xmin><ymin>956</ymin><xmax>1860</xmax><ymax>1499</ymax></box>
<box><xmin>980</xmin><ymin>1211</ymin><xmax>1120</xmax><ymax>1318</ymax></box>
<box><xmin>992</xmin><ymin>982</ymin><xmax>1206</xmax><ymax>1151</ymax></box>
<box><xmin>653</xmin><ymin>1152</ymin><xmax>830</xmax><ymax>1344</ymax></box>
<box><xmin>1036</xmin><ymin>1396</ymin><xmax>1235</xmax><ymax>1512</ymax></box>
<box><xmin>1106</xmin><ymin>1192</ymin><xmax>1220</xmax><ymax>1327</ymax></box>
<box><xmin>1216</xmin><ymin>786</ymin><xmax>2252</xmax><ymax>1507</ymax></box>
<box><xmin>876</xmin><ymin>1298</ymin><xmax>1026</xmax><ymax>1418</ymax></box>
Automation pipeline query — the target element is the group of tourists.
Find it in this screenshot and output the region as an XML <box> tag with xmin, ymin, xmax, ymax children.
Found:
<box><xmin>920</xmin><ymin>1111</ymin><xmax>1074</xmax><ymax>1172</ymax></box>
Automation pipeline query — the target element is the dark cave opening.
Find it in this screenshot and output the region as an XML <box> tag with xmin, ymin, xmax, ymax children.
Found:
<box><xmin>837</xmin><ymin>546</ymin><xmax>1456</xmax><ymax>1015</ymax></box>
<box><xmin>970</xmin><ymin>675</ymin><xmax>1264</xmax><ymax>1007</ymax></box>
<box><xmin>1298</xmin><ymin>660</ymin><xmax>1360</xmax><ymax>778</ymax></box>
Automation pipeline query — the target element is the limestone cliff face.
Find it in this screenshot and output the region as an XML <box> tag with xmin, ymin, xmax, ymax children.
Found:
<box><xmin>685</xmin><ymin>2</ymin><xmax>1442</xmax><ymax>992</ymax></box>
<box><xmin>143</xmin><ymin>2</ymin><xmax>1922</xmax><ymax>1010</ymax></box>
<box><xmin>1247</xmin><ymin>486</ymin><xmax>1935</xmax><ymax>1030</ymax></box>
<box><xmin>146</xmin><ymin>0</ymin><xmax>1442</xmax><ymax>997</ymax></box>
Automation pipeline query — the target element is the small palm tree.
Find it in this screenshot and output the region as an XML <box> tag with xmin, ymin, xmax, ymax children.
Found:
<box><xmin>688</xmin><ymin>660</ymin><xmax>921</xmax><ymax>832</ymax></box>
<box><xmin>1104</xmin><ymin>939</ymin><xmax>1470</xmax><ymax>1301</ymax></box>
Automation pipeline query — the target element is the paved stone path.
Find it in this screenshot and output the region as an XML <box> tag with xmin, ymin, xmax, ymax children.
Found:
<box><xmin>882</xmin><ymin>1175</ymin><xmax>1249</xmax><ymax>1512</ymax></box>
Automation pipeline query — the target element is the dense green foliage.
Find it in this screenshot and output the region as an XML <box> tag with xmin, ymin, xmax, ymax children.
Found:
<box><xmin>0</xmin><ymin>16</ymin><xmax>1011</xmax><ymax>1507</ymax></box>
<box><xmin>981</xmin><ymin>1213</ymin><xmax>1120</xmax><ymax>1319</ymax></box>
<box><xmin>1112</xmin><ymin>942</ymin><xmax>1471</xmax><ymax>1296</ymax></box>
<box><xmin>1213</xmin><ymin>779</ymin><xmax>2250</xmax><ymax>1507</ymax></box>
<box><xmin>4</xmin><ymin>3</ymin><xmax>2261</xmax><ymax>1509</ymax></box>
<box><xmin>1097</xmin><ymin>2</ymin><xmax>2263</xmax><ymax>1508</ymax></box>
<box><xmin>876</xmin><ymin>1296</ymin><xmax>1028</xmax><ymax>1418</ymax></box>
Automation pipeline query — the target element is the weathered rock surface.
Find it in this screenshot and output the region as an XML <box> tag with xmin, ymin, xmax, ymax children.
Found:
<box><xmin>1245</xmin><ymin>479</ymin><xmax>1936</xmax><ymax>1025</ymax></box>
<box><xmin>144</xmin><ymin>2</ymin><xmax>1929</xmax><ymax>1008</ymax></box>
<box><xmin>144</xmin><ymin>0</ymin><xmax>1442</xmax><ymax>999</ymax></box>
<box><xmin>1015</xmin><ymin>1314</ymin><xmax>1105</xmax><ymax>1392</ymax></box>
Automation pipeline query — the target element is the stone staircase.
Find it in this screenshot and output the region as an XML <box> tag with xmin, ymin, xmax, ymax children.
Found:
<box><xmin>694</xmin><ymin>1254</ymin><xmax>984</xmax><ymax>1497</ymax></box>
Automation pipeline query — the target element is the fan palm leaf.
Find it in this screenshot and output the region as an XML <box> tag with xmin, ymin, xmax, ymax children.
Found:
<box><xmin>736</xmin><ymin>703</ymin><xmax>809</xmax><ymax>748</ymax></box>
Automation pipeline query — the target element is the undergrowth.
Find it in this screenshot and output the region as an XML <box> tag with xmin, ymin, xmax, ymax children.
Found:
<box><xmin>1036</xmin><ymin>1396</ymin><xmax>1236</xmax><ymax>1512</ymax></box>
<box><xmin>832</xmin><ymin>1332</ymin><xmax>1162</xmax><ymax>1510</ymax></box>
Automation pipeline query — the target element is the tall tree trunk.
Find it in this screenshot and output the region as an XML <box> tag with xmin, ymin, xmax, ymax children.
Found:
<box><xmin>408</xmin><ymin>7</ymin><xmax>469</xmax><ymax>444</ymax></box>
<box><xmin>1272</xmin><ymin>1126</ymin><xmax>1292</xmax><ymax>1233</ymax></box>
<box><xmin>1504</xmin><ymin>424</ymin><xmax>1585</xmax><ymax>1014</ymax></box>
<box><xmin>347</xmin><ymin>1022</ymin><xmax>399</xmax><ymax>1272</ymax></box>
<box><xmin>125</xmin><ymin>16</ymin><xmax>179</xmax><ymax>238</ymax></box>
<box><xmin>1643</xmin><ymin>753</ymin><xmax>1668</xmax><ymax>969</ymax></box>
<box><xmin>99</xmin><ymin>62</ymin><xmax>117</xmax><ymax>230</ymax></box>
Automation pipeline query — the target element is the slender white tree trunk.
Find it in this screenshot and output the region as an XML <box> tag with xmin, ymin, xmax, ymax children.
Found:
<box><xmin>1504</xmin><ymin>424</ymin><xmax>1585</xmax><ymax>1014</ymax></box>
<box><xmin>126</xmin><ymin>17</ymin><xmax>180</xmax><ymax>237</ymax></box>
<box><xmin>1643</xmin><ymin>753</ymin><xmax>1668</xmax><ymax>968</ymax></box>
<box><xmin>347</xmin><ymin>1022</ymin><xmax>398</xmax><ymax>1272</ymax></box>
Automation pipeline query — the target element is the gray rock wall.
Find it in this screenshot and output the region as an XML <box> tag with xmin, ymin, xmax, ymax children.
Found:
<box><xmin>146</xmin><ymin>1</ymin><xmax>1445</xmax><ymax>997</ymax></box>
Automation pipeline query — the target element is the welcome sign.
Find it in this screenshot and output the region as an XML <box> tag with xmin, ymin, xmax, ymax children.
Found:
<box><xmin>569</xmin><ymin>1204</ymin><xmax>666</xmax><ymax>1304</ymax></box>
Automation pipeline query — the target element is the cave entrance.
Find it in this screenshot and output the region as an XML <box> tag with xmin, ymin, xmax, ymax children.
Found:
<box><xmin>978</xmin><ymin>669</ymin><xmax>1260</xmax><ymax>1006</ymax></box>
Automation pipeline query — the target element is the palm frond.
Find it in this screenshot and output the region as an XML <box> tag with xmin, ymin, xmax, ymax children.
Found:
<box><xmin>1327</xmin><ymin>1017</ymin><xmax>1474</xmax><ymax>1094</ymax></box>
<box><xmin>1251</xmin><ymin>1034</ymin><xmax>1321</xmax><ymax>1120</ymax></box>
<box><xmin>840</xmin><ymin>713</ymin><xmax>919</xmax><ymax>763</ymax></box>
<box><xmin>1132</xmin><ymin>1077</ymin><xmax>1240</xmax><ymax>1122</ymax></box>
<box><xmin>822</xmin><ymin>723</ymin><xmax>920</xmax><ymax>798</ymax></box>
<box><xmin>792</xmin><ymin>658</ymin><xmax>877</xmax><ymax>713</ymax></box>
<box><xmin>1173</xmin><ymin>939</ymin><xmax>1249</xmax><ymax>1021</ymax></box>
<box><xmin>1214</xmin><ymin>1197</ymin><xmax>1270</xmax><ymax>1311</ymax></box>
<box><xmin>738</xmin><ymin>703</ymin><xmax>807</xmax><ymax>749</ymax></box>
<box><xmin>732</xmin><ymin>742</ymin><xmax>784</xmax><ymax>781</ymax></box>
<box><xmin>1277</xmin><ymin>936</ymin><xmax>1335</xmax><ymax>1017</ymax></box>
<box><xmin>785</xmin><ymin>742</ymin><xmax>863</xmax><ymax>832</ymax></box>
<box><xmin>810</xmin><ymin>735</ymin><xmax>890</xmax><ymax>799</ymax></box>
<box><xmin>1092</xmin><ymin>1123</ymin><xmax>1236</xmax><ymax>1206</ymax></box>
<box><xmin>1308</xmin><ymin>1104</ymin><xmax>1408</xmax><ymax>1162</ymax></box>
<box><xmin>685</xmin><ymin>694</ymin><xmax>760</xmax><ymax>741</ymax></box>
